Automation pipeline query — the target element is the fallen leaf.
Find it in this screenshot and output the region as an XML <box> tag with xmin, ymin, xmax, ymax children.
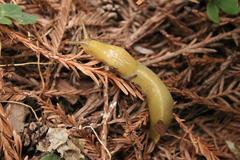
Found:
<box><xmin>226</xmin><ymin>140</ymin><xmax>240</xmax><ymax>160</ymax></box>
<box><xmin>6</xmin><ymin>103</ymin><xmax>30</xmax><ymax>133</ymax></box>
<box><xmin>37</xmin><ymin>128</ymin><xmax>85</xmax><ymax>160</ymax></box>
<box><xmin>56</xmin><ymin>79</ymin><xmax>79</xmax><ymax>104</ymax></box>
<box><xmin>57</xmin><ymin>140</ymin><xmax>84</xmax><ymax>160</ymax></box>
<box><xmin>133</xmin><ymin>45</ymin><xmax>154</xmax><ymax>55</ymax></box>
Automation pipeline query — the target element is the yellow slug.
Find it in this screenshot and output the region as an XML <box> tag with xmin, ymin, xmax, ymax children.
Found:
<box><xmin>81</xmin><ymin>39</ymin><xmax>173</xmax><ymax>143</ymax></box>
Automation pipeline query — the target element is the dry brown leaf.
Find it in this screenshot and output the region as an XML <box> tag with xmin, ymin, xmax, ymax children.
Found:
<box><xmin>56</xmin><ymin>79</ymin><xmax>79</xmax><ymax>104</ymax></box>
<box><xmin>37</xmin><ymin>128</ymin><xmax>85</xmax><ymax>160</ymax></box>
<box><xmin>5</xmin><ymin>103</ymin><xmax>30</xmax><ymax>133</ymax></box>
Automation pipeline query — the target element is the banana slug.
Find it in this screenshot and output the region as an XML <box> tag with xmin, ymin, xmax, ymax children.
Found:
<box><xmin>81</xmin><ymin>39</ymin><xmax>173</xmax><ymax>143</ymax></box>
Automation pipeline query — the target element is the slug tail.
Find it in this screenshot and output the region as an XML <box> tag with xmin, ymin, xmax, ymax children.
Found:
<box><xmin>150</xmin><ymin>126</ymin><xmax>160</xmax><ymax>143</ymax></box>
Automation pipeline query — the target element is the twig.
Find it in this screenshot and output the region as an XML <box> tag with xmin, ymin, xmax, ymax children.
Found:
<box><xmin>0</xmin><ymin>101</ymin><xmax>39</xmax><ymax>121</ymax></box>
<box><xmin>37</xmin><ymin>53</ymin><xmax>45</xmax><ymax>91</ymax></box>
<box><xmin>0</xmin><ymin>62</ymin><xmax>49</xmax><ymax>67</ymax></box>
<box><xmin>83</xmin><ymin>125</ymin><xmax>112</xmax><ymax>159</ymax></box>
<box><xmin>101</xmin><ymin>76</ymin><xmax>110</xmax><ymax>160</ymax></box>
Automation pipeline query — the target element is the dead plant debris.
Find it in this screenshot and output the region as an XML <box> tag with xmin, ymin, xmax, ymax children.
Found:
<box><xmin>0</xmin><ymin>0</ymin><xmax>240</xmax><ymax>160</ymax></box>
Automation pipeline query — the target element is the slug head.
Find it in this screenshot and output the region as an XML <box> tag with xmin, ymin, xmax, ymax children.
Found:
<box><xmin>81</xmin><ymin>39</ymin><xmax>138</xmax><ymax>77</ymax></box>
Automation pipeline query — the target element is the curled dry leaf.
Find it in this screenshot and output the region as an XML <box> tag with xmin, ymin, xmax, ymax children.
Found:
<box><xmin>37</xmin><ymin>128</ymin><xmax>85</xmax><ymax>160</ymax></box>
<box><xmin>133</xmin><ymin>45</ymin><xmax>154</xmax><ymax>55</ymax></box>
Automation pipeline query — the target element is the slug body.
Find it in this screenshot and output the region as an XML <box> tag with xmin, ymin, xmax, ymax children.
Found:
<box><xmin>81</xmin><ymin>39</ymin><xmax>173</xmax><ymax>143</ymax></box>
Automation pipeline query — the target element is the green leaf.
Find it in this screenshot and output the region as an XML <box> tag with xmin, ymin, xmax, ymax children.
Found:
<box><xmin>217</xmin><ymin>0</ymin><xmax>240</xmax><ymax>15</ymax></box>
<box><xmin>0</xmin><ymin>16</ymin><xmax>12</xmax><ymax>25</ymax></box>
<box><xmin>40</xmin><ymin>153</ymin><xmax>61</xmax><ymax>160</ymax></box>
<box><xmin>14</xmin><ymin>13</ymin><xmax>37</xmax><ymax>25</ymax></box>
<box><xmin>0</xmin><ymin>3</ymin><xmax>37</xmax><ymax>25</ymax></box>
<box><xmin>0</xmin><ymin>4</ymin><xmax>22</xmax><ymax>18</ymax></box>
<box><xmin>207</xmin><ymin>1</ymin><xmax>220</xmax><ymax>23</ymax></box>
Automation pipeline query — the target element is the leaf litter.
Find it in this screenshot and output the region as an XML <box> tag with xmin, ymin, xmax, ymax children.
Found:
<box><xmin>37</xmin><ymin>128</ymin><xmax>85</xmax><ymax>160</ymax></box>
<box><xmin>0</xmin><ymin>0</ymin><xmax>240</xmax><ymax>159</ymax></box>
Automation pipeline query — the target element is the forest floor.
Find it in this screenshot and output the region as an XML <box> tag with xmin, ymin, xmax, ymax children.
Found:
<box><xmin>0</xmin><ymin>0</ymin><xmax>240</xmax><ymax>160</ymax></box>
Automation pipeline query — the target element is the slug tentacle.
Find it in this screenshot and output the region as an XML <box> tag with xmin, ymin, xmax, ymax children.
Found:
<box><xmin>81</xmin><ymin>39</ymin><xmax>173</xmax><ymax>143</ymax></box>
